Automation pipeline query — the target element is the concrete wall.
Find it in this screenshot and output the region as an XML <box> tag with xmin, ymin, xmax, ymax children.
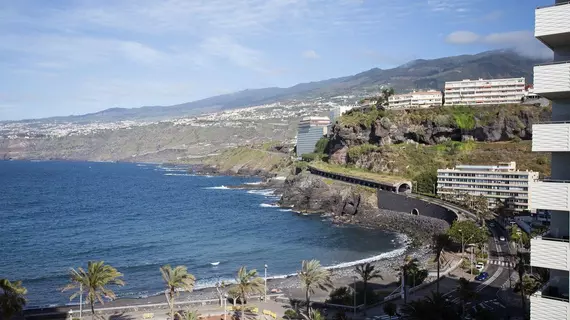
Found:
<box><xmin>377</xmin><ymin>190</ymin><xmax>457</xmax><ymax>224</ymax></box>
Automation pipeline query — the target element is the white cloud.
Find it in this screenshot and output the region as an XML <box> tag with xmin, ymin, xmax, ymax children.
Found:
<box><xmin>302</xmin><ymin>50</ymin><xmax>320</xmax><ymax>59</ymax></box>
<box><xmin>445</xmin><ymin>30</ymin><xmax>552</xmax><ymax>59</ymax></box>
<box><xmin>199</xmin><ymin>36</ymin><xmax>268</xmax><ymax>72</ymax></box>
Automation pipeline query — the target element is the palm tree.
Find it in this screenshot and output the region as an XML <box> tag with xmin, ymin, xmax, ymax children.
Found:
<box><xmin>382</xmin><ymin>302</ymin><xmax>397</xmax><ymax>320</ymax></box>
<box><xmin>514</xmin><ymin>252</ymin><xmax>527</xmax><ymax>317</ymax></box>
<box><xmin>432</xmin><ymin>233</ymin><xmax>451</xmax><ymax>294</ymax></box>
<box><xmin>298</xmin><ymin>260</ymin><xmax>333</xmax><ymax>314</ymax></box>
<box><xmin>400</xmin><ymin>292</ymin><xmax>458</xmax><ymax>320</ymax></box>
<box><xmin>235</xmin><ymin>266</ymin><xmax>264</xmax><ymax>320</ymax></box>
<box><xmin>176</xmin><ymin>309</ymin><xmax>200</xmax><ymax>320</ymax></box>
<box><xmin>302</xmin><ymin>308</ymin><xmax>325</xmax><ymax>320</ymax></box>
<box><xmin>62</xmin><ymin>261</ymin><xmax>125</xmax><ymax>320</ymax></box>
<box><xmin>160</xmin><ymin>265</ymin><xmax>196</xmax><ymax>319</ymax></box>
<box><xmin>355</xmin><ymin>263</ymin><xmax>382</xmax><ymax>314</ymax></box>
<box><xmin>0</xmin><ymin>279</ymin><xmax>27</xmax><ymax>320</ymax></box>
<box><xmin>457</xmin><ymin>277</ymin><xmax>476</xmax><ymax>319</ymax></box>
<box><xmin>401</xmin><ymin>256</ymin><xmax>420</xmax><ymax>304</ymax></box>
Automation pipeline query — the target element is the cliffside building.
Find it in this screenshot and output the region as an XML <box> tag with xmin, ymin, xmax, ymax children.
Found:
<box><xmin>528</xmin><ymin>1</ymin><xmax>570</xmax><ymax>318</ymax></box>
<box><xmin>444</xmin><ymin>77</ymin><xmax>526</xmax><ymax>106</ymax></box>
<box><xmin>437</xmin><ymin>162</ymin><xmax>539</xmax><ymax>212</ymax></box>
<box><xmin>296</xmin><ymin>117</ymin><xmax>330</xmax><ymax>157</ymax></box>
<box><xmin>388</xmin><ymin>90</ymin><xmax>443</xmax><ymax>109</ymax></box>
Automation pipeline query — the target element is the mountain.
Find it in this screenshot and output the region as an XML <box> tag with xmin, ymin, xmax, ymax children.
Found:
<box><xmin>8</xmin><ymin>49</ymin><xmax>547</xmax><ymax>123</ymax></box>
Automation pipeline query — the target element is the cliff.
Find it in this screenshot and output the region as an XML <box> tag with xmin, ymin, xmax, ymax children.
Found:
<box><xmin>326</xmin><ymin>105</ymin><xmax>552</xmax><ymax>178</ymax></box>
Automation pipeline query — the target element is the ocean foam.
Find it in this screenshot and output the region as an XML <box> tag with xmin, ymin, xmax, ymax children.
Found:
<box><xmin>247</xmin><ymin>189</ymin><xmax>276</xmax><ymax>196</ymax></box>
<box><xmin>260</xmin><ymin>203</ymin><xmax>279</xmax><ymax>208</ymax></box>
<box><xmin>278</xmin><ymin>209</ymin><xmax>293</xmax><ymax>212</ymax></box>
<box><xmin>205</xmin><ymin>185</ymin><xmax>230</xmax><ymax>190</ymax></box>
<box><xmin>164</xmin><ymin>173</ymin><xmax>196</xmax><ymax>177</ymax></box>
<box><xmin>244</xmin><ymin>181</ymin><xmax>263</xmax><ymax>185</ymax></box>
<box><xmin>325</xmin><ymin>246</ymin><xmax>407</xmax><ymax>270</ymax></box>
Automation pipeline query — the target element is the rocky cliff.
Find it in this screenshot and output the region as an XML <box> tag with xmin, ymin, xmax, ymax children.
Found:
<box><xmin>325</xmin><ymin>105</ymin><xmax>551</xmax><ymax>176</ymax></box>
<box><xmin>279</xmin><ymin>173</ymin><xmax>449</xmax><ymax>241</ymax></box>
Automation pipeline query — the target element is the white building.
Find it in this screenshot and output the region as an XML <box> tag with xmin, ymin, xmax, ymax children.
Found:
<box><xmin>528</xmin><ymin>1</ymin><xmax>570</xmax><ymax>318</ymax></box>
<box><xmin>444</xmin><ymin>77</ymin><xmax>526</xmax><ymax>106</ymax></box>
<box><xmin>437</xmin><ymin>162</ymin><xmax>539</xmax><ymax>212</ymax></box>
<box><xmin>388</xmin><ymin>90</ymin><xmax>443</xmax><ymax>109</ymax></box>
<box><xmin>296</xmin><ymin>117</ymin><xmax>330</xmax><ymax>157</ymax></box>
<box><xmin>329</xmin><ymin>105</ymin><xmax>355</xmax><ymax>123</ymax></box>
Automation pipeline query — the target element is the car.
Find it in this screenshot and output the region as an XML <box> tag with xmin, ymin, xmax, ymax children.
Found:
<box><xmin>499</xmin><ymin>236</ymin><xmax>506</xmax><ymax>241</ymax></box>
<box><xmin>475</xmin><ymin>272</ymin><xmax>489</xmax><ymax>281</ymax></box>
<box><xmin>476</xmin><ymin>262</ymin><xmax>485</xmax><ymax>272</ymax></box>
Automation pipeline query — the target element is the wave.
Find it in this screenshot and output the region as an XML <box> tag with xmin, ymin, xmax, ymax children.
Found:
<box><xmin>278</xmin><ymin>209</ymin><xmax>293</xmax><ymax>212</ymax></box>
<box><xmin>164</xmin><ymin>173</ymin><xmax>196</xmax><ymax>177</ymax></box>
<box><xmin>205</xmin><ymin>185</ymin><xmax>230</xmax><ymax>190</ymax></box>
<box><xmin>244</xmin><ymin>181</ymin><xmax>263</xmax><ymax>185</ymax></box>
<box><xmin>247</xmin><ymin>189</ymin><xmax>276</xmax><ymax>196</ymax></box>
<box><xmin>325</xmin><ymin>246</ymin><xmax>408</xmax><ymax>270</ymax></box>
<box><xmin>260</xmin><ymin>203</ymin><xmax>279</xmax><ymax>208</ymax></box>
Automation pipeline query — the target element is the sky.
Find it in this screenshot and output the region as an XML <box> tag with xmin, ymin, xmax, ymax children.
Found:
<box><xmin>0</xmin><ymin>0</ymin><xmax>555</xmax><ymax>120</ymax></box>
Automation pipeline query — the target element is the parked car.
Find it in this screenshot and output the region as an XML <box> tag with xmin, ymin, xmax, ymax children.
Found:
<box><xmin>476</xmin><ymin>262</ymin><xmax>485</xmax><ymax>272</ymax></box>
<box><xmin>475</xmin><ymin>272</ymin><xmax>489</xmax><ymax>281</ymax></box>
<box><xmin>499</xmin><ymin>236</ymin><xmax>506</xmax><ymax>241</ymax></box>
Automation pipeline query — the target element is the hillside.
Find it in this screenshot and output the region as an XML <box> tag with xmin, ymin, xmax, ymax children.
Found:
<box><xmin>312</xmin><ymin>104</ymin><xmax>552</xmax><ymax>193</ymax></box>
<box><xmin>6</xmin><ymin>49</ymin><xmax>545</xmax><ymax>124</ymax></box>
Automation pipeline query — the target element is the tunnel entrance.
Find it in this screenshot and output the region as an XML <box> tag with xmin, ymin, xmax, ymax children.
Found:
<box><xmin>398</xmin><ymin>183</ymin><xmax>411</xmax><ymax>193</ymax></box>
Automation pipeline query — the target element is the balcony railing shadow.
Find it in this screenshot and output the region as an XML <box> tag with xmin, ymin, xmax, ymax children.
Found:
<box><xmin>537</xmin><ymin>277</ymin><xmax>570</xmax><ymax>302</ymax></box>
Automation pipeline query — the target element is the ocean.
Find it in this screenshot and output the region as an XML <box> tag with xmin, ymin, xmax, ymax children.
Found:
<box><xmin>0</xmin><ymin>161</ymin><xmax>405</xmax><ymax>307</ymax></box>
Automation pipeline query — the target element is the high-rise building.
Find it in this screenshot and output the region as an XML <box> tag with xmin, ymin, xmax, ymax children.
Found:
<box><xmin>437</xmin><ymin>162</ymin><xmax>538</xmax><ymax>212</ymax></box>
<box><xmin>529</xmin><ymin>1</ymin><xmax>570</xmax><ymax>319</ymax></box>
<box><xmin>444</xmin><ymin>77</ymin><xmax>526</xmax><ymax>106</ymax></box>
<box><xmin>388</xmin><ymin>90</ymin><xmax>443</xmax><ymax>109</ymax></box>
<box><xmin>296</xmin><ymin>117</ymin><xmax>330</xmax><ymax>157</ymax></box>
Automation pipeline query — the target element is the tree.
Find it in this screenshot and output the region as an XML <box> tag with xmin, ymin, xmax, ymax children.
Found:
<box><xmin>0</xmin><ymin>279</ymin><xmax>27</xmax><ymax>320</ymax></box>
<box><xmin>235</xmin><ymin>266</ymin><xmax>264</xmax><ymax>320</ymax></box>
<box><xmin>215</xmin><ymin>280</ymin><xmax>228</xmax><ymax>307</ymax></box>
<box><xmin>298</xmin><ymin>260</ymin><xmax>333</xmax><ymax>314</ymax></box>
<box><xmin>62</xmin><ymin>261</ymin><xmax>125</xmax><ymax>320</ymax></box>
<box><xmin>227</xmin><ymin>286</ymin><xmax>240</xmax><ymax>306</ymax></box>
<box><xmin>160</xmin><ymin>265</ymin><xmax>196</xmax><ymax>319</ymax></box>
<box><xmin>457</xmin><ymin>277</ymin><xmax>476</xmax><ymax>318</ymax></box>
<box><xmin>400</xmin><ymin>292</ymin><xmax>458</xmax><ymax>320</ymax></box>
<box><xmin>374</xmin><ymin>87</ymin><xmax>395</xmax><ymax>109</ymax></box>
<box><xmin>302</xmin><ymin>308</ymin><xmax>325</xmax><ymax>320</ymax></box>
<box><xmin>432</xmin><ymin>233</ymin><xmax>451</xmax><ymax>293</ymax></box>
<box><xmin>355</xmin><ymin>263</ymin><xmax>382</xmax><ymax>314</ymax></box>
<box><xmin>414</xmin><ymin>170</ymin><xmax>437</xmax><ymax>195</ymax></box>
<box><xmin>383</xmin><ymin>302</ymin><xmax>397</xmax><ymax>320</ymax></box>
<box><xmin>514</xmin><ymin>252</ymin><xmax>527</xmax><ymax>317</ymax></box>
<box><xmin>176</xmin><ymin>309</ymin><xmax>200</xmax><ymax>320</ymax></box>
<box><xmin>447</xmin><ymin>220</ymin><xmax>487</xmax><ymax>255</ymax></box>
<box><xmin>400</xmin><ymin>256</ymin><xmax>420</xmax><ymax>304</ymax></box>
<box><xmin>508</xmin><ymin>225</ymin><xmax>530</xmax><ymax>249</ymax></box>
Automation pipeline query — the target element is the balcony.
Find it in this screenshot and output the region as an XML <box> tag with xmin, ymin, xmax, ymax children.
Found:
<box><xmin>531</xmin><ymin>281</ymin><xmax>570</xmax><ymax>320</ymax></box>
<box><xmin>535</xmin><ymin>2</ymin><xmax>570</xmax><ymax>48</ymax></box>
<box><xmin>533</xmin><ymin>122</ymin><xmax>570</xmax><ymax>152</ymax></box>
<box><xmin>529</xmin><ymin>180</ymin><xmax>570</xmax><ymax>211</ymax></box>
<box><xmin>534</xmin><ymin>61</ymin><xmax>570</xmax><ymax>100</ymax></box>
<box><xmin>531</xmin><ymin>235</ymin><xmax>570</xmax><ymax>270</ymax></box>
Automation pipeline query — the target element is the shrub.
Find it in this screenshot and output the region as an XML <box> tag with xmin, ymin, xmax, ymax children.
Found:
<box><xmin>450</xmin><ymin>106</ymin><xmax>476</xmax><ymax>130</ymax></box>
<box><xmin>347</xmin><ymin>144</ymin><xmax>380</xmax><ymax>160</ymax></box>
<box><xmin>414</xmin><ymin>170</ymin><xmax>437</xmax><ymax>195</ymax></box>
<box><xmin>284</xmin><ymin>309</ymin><xmax>298</xmax><ymax>319</ymax></box>
<box><xmin>301</xmin><ymin>153</ymin><xmax>327</xmax><ymax>162</ymax></box>
<box><xmin>314</xmin><ymin>137</ymin><xmax>329</xmax><ymax>154</ymax></box>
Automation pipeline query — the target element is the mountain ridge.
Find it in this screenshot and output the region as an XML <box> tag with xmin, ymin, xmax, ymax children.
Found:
<box><xmin>4</xmin><ymin>49</ymin><xmax>547</xmax><ymax>124</ymax></box>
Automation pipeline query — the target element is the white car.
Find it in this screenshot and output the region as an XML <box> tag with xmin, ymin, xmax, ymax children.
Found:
<box><xmin>476</xmin><ymin>262</ymin><xmax>485</xmax><ymax>271</ymax></box>
<box><xmin>499</xmin><ymin>236</ymin><xmax>506</xmax><ymax>241</ymax></box>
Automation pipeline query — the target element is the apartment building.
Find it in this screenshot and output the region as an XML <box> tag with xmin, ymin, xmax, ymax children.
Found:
<box><xmin>444</xmin><ymin>77</ymin><xmax>526</xmax><ymax>106</ymax></box>
<box><xmin>295</xmin><ymin>116</ymin><xmax>330</xmax><ymax>157</ymax></box>
<box><xmin>437</xmin><ymin>162</ymin><xmax>539</xmax><ymax>212</ymax></box>
<box><xmin>388</xmin><ymin>90</ymin><xmax>443</xmax><ymax>109</ymax></box>
<box><xmin>528</xmin><ymin>1</ymin><xmax>570</xmax><ymax>318</ymax></box>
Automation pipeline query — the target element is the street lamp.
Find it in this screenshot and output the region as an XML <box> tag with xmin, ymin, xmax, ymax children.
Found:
<box><xmin>353</xmin><ymin>276</ymin><xmax>357</xmax><ymax>316</ymax></box>
<box><xmin>264</xmin><ymin>264</ymin><xmax>268</xmax><ymax>302</ymax></box>
<box><xmin>79</xmin><ymin>283</ymin><xmax>83</xmax><ymax>320</ymax></box>
<box><xmin>223</xmin><ymin>294</ymin><xmax>228</xmax><ymax>320</ymax></box>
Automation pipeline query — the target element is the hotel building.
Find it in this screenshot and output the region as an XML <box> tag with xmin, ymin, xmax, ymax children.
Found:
<box><xmin>437</xmin><ymin>162</ymin><xmax>539</xmax><ymax>212</ymax></box>
<box><xmin>295</xmin><ymin>117</ymin><xmax>330</xmax><ymax>157</ymax></box>
<box><xmin>444</xmin><ymin>77</ymin><xmax>526</xmax><ymax>106</ymax></box>
<box><xmin>388</xmin><ymin>90</ymin><xmax>443</xmax><ymax>109</ymax></box>
<box><xmin>528</xmin><ymin>1</ymin><xmax>570</xmax><ymax>318</ymax></box>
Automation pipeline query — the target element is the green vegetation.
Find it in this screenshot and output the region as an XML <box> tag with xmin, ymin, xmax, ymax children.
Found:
<box><xmin>447</xmin><ymin>220</ymin><xmax>488</xmax><ymax>254</ymax></box>
<box><xmin>432</xmin><ymin>234</ymin><xmax>451</xmax><ymax>294</ymax></box>
<box><xmin>450</xmin><ymin>106</ymin><xmax>476</xmax><ymax>130</ymax></box>
<box><xmin>0</xmin><ymin>279</ymin><xmax>27</xmax><ymax>320</ymax></box>
<box><xmin>310</xmin><ymin>161</ymin><xmax>407</xmax><ymax>184</ymax></box>
<box><xmin>298</xmin><ymin>260</ymin><xmax>333</xmax><ymax>313</ymax></box>
<box><xmin>160</xmin><ymin>265</ymin><xmax>196</xmax><ymax>318</ymax></box>
<box><xmin>234</xmin><ymin>266</ymin><xmax>264</xmax><ymax>320</ymax></box>
<box><xmin>202</xmin><ymin>146</ymin><xmax>291</xmax><ymax>175</ymax></box>
<box><xmin>347</xmin><ymin>143</ymin><xmax>381</xmax><ymax>160</ymax></box>
<box><xmin>62</xmin><ymin>261</ymin><xmax>125</xmax><ymax>320</ymax></box>
<box><xmin>355</xmin><ymin>263</ymin><xmax>383</xmax><ymax>313</ymax></box>
<box><xmin>414</xmin><ymin>170</ymin><xmax>437</xmax><ymax>195</ymax></box>
<box><xmin>301</xmin><ymin>153</ymin><xmax>327</xmax><ymax>162</ymax></box>
<box><xmin>314</xmin><ymin>137</ymin><xmax>329</xmax><ymax>154</ymax></box>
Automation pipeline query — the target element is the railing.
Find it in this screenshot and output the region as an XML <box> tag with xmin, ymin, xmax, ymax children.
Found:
<box><xmin>538</xmin><ymin>234</ymin><xmax>570</xmax><ymax>242</ymax></box>
<box><xmin>537</xmin><ymin>1</ymin><xmax>570</xmax><ymax>9</ymax></box>
<box><xmin>534</xmin><ymin>120</ymin><xmax>570</xmax><ymax>124</ymax></box>
<box><xmin>541</xmin><ymin>178</ymin><xmax>570</xmax><ymax>183</ymax></box>
<box><xmin>535</xmin><ymin>60</ymin><xmax>570</xmax><ymax>67</ymax></box>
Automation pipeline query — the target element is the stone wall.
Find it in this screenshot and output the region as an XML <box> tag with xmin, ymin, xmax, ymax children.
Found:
<box><xmin>376</xmin><ymin>190</ymin><xmax>457</xmax><ymax>224</ymax></box>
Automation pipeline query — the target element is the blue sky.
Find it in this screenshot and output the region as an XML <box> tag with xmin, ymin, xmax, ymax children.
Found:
<box><xmin>0</xmin><ymin>0</ymin><xmax>554</xmax><ymax>120</ymax></box>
